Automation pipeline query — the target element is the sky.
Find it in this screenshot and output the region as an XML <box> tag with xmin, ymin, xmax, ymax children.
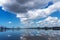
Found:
<box><xmin>0</xmin><ymin>0</ymin><xmax>60</xmax><ymax>28</ymax></box>
<box><xmin>0</xmin><ymin>7</ymin><xmax>21</xmax><ymax>28</ymax></box>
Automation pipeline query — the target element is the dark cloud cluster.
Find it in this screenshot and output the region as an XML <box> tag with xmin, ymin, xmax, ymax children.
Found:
<box><xmin>16</xmin><ymin>0</ymin><xmax>30</xmax><ymax>4</ymax></box>
<box><xmin>2</xmin><ymin>3</ymin><xmax>27</xmax><ymax>13</ymax></box>
<box><xmin>1</xmin><ymin>0</ymin><xmax>50</xmax><ymax>13</ymax></box>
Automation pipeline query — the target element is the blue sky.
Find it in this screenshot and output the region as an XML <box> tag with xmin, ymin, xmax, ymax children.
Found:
<box><xmin>0</xmin><ymin>7</ymin><xmax>21</xmax><ymax>27</ymax></box>
<box><xmin>0</xmin><ymin>0</ymin><xmax>60</xmax><ymax>28</ymax></box>
<box><xmin>50</xmin><ymin>10</ymin><xmax>60</xmax><ymax>18</ymax></box>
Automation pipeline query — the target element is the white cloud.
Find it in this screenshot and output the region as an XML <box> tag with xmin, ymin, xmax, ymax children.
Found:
<box><xmin>37</xmin><ymin>16</ymin><xmax>60</xmax><ymax>27</ymax></box>
<box><xmin>0</xmin><ymin>0</ymin><xmax>7</xmax><ymax>6</ymax></box>
<box><xmin>0</xmin><ymin>0</ymin><xmax>13</xmax><ymax>6</ymax></box>
<box><xmin>8</xmin><ymin>21</ymin><xmax>12</xmax><ymax>24</ymax></box>
<box><xmin>16</xmin><ymin>2</ymin><xmax>60</xmax><ymax>23</ymax></box>
<box><xmin>0</xmin><ymin>0</ymin><xmax>60</xmax><ymax>27</ymax></box>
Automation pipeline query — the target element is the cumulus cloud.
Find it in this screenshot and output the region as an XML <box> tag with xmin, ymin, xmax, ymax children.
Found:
<box><xmin>37</xmin><ymin>16</ymin><xmax>60</xmax><ymax>27</ymax></box>
<box><xmin>17</xmin><ymin>2</ymin><xmax>60</xmax><ymax>23</ymax></box>
<box><xmin>0</xmin><ymin>0</ymin><xmax>50</xmax><ymax>13</ymax></box>
<box><xmin>8</xmin><ymin>21</ymin><xmax>12</xmax><ymax>24</ymax></box>
<box><xmin>0</xmin><ymin>0</ymin><xmax>60</xmax><ymax>27</ymax></box>
<box><xmin>0</xmin><ymin>0</ymin><xmax>57</xmax><ymax>13</ymax></box>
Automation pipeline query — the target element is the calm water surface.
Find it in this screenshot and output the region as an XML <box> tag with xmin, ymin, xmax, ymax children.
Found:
<box><xmin>0</xmin><ymin>29</ymin><xmax>60</xmax><ymax>40</ymax></box>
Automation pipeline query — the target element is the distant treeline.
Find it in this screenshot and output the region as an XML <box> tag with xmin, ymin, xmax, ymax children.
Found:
<box><xmin>0</xmin><ymin>26</ymin><xmax>60</xmax><ymax>32</ymax></box>
<box><xmin>0</xmin><ymin>26</ymin><xmax>60</xmax><ymax>30</ymax></box>
<box><xmin>24</xmin><ymin>27</ymin><xmax>60</xmax><ymax>30</ymax></box>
